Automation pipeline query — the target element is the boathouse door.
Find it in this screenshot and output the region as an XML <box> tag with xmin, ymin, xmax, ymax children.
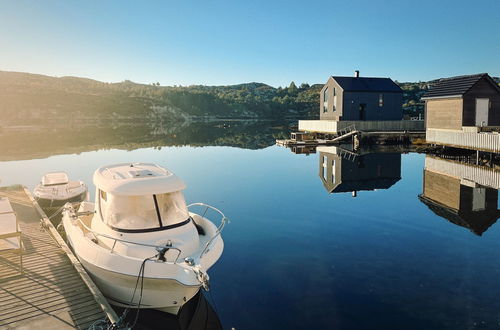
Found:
<box><xmin>475</xmin><ymin>98</ymin><xmax>489</xmax><ymax>126</ymax></box>
<box><xmin>359</xmin><ymin>103</ymin><xmax>366</xmax><ymax>121</ymax></box>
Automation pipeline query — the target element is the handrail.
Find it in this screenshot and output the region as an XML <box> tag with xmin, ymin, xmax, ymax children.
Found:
<box><xmin>65</xmin><ymin>201</ymin><xmax>228</xmax><ymax>263</ymax></box>
<box><xmin>65</xmin><ymin>206</ymin><xmax>182</xmax><ymax>263</ymax></box>
<box><xmin>187</xmin><ymin>203</ymin><xmax>228</xmax><ymax>258</ymax></box>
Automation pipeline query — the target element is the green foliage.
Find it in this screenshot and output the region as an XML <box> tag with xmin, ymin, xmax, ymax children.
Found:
<box><xmin>0</xmin><ymin>72</ymin><xmax>321</xmax><ymax>122</ymax></box>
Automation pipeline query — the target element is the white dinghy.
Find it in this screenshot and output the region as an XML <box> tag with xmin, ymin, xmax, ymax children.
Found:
<box><xmin>61</xmin><ymin>163</ymin><xmax>226</xmax><ymax>314</ymax></box>
<box><xmin>34</xmin><ymin>172</ymin><xmax>88</xmax><ymax>209</ymax></box>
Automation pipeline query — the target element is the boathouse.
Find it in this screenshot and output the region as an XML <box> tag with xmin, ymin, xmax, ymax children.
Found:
<box><xmin>423</xmin><ymin>73</ymin><xmax>500</xmax><ymax>152</ymax></box>
<box><xmin>419</xmin><ymin>155</ymin><xmax>500</xmax><ymax>235</ymax></box>
<box><xmin>317</xmin><ymin>146</ymin><xmax>401</xmax><ymax>197</ymax></box>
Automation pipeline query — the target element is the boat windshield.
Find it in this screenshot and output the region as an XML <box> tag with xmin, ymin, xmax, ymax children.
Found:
<box><xmin>99</xmin><ymin>191</ymin><xmax>190</xmax><ymax>231</ymax></box>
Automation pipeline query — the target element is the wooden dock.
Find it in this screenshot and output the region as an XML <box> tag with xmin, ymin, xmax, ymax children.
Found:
<box><xmin>0</xmin><ymin>186</ymin><xmax>118</xmax><ymax>329</ymax></box>
<box><xmin>277</xmin><ymin>131</ymin><xmax>425</xmax><ymax>148</ymax></box>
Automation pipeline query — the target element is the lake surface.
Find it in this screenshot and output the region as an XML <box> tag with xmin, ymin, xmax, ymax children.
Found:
<box><xmin>1</xmin><ymin>122</ymin><xmax>500</xmax><ymax>329</ymax></box>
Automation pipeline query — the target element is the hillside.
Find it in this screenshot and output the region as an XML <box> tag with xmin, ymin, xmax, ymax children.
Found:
<box><xmin>0</xmin><ymin>71</ymin><xmax>320</xmax><ymax>124</ymax></box>
<box><xmin>1</xmin><ymin>71</ymin><xmax>498</xmax><ymax>124</ymax></box>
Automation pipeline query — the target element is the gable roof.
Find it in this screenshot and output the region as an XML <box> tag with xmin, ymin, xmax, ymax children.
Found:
<box><xmin>331</xmin><ymin>76</ymin><xmax>402</xmax><ymax>93</ymax></box>
<box><xmin>422</xmin><ymin>73</ymin><xmax>500</xmax><ymax>99</ymax></box>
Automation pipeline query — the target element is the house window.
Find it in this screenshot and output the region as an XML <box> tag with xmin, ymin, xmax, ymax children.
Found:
<box><xmin>333</xmin><ymin>88</ymin><xmax>337</xmax><ymax>112</ymax></box>
<box><xmin>323</xmin><ymin>88</ymin><xmax>329</xmax><ymax>112</ymax></box>
<box><xmin>322</xmin><ymin>156</ymin><xmax>327</xmax><ymax>180</ymax></box>
<box><xmin>378</xmin><ymin>94</ymin><xmax>384</xmax><ymax>107</ymax></box>
<box><xmin>331</xmin><ymin>160</ymin><xmax>335</xmax><ymax>183</ymax></box>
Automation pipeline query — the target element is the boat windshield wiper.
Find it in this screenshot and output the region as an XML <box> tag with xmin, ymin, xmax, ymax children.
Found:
<box><xmin>152</xmin><ymin>194</ymin><xmax>163</xmax><ymax>227</ymax></box>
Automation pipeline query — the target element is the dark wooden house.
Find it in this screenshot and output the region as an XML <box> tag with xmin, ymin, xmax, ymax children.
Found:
<box><xmin>319</xmin><ymin>71</ymin><xmax>403</xmax><ymax>121</ymax></box>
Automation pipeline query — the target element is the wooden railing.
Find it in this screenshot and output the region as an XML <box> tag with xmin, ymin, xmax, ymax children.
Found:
<box><xmin>426</xmin><ymin>128</ymin><xmax>500</xmax><ymax>153</ymax></box>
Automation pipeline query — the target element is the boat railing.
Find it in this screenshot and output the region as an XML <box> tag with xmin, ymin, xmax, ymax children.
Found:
<box><xmin>67</xmin><ymin>208</ymin><xmax>183</xmax><ymax>263</ymax></box>
<box><xmin>187</xmin><ymin>203</ymin><xmax>228</xmax><ymax>259</ymax></box>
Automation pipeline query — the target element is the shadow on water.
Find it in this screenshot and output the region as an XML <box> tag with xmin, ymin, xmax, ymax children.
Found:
<box><xmin>113</xmin><ymin>291</ymin><xmax>223</xmax><ymax>330</ymax></box>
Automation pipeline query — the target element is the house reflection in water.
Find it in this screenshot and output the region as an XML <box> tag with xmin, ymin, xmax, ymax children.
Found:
<box><xmin>317</xmin><ymin>146</ymin><xmax>401</xmax><ymax>197</ymax></box>
<box><xmin>419</xmin><ymin>155</ymin><xmax>500</xmax><ymax>235</ymax></box>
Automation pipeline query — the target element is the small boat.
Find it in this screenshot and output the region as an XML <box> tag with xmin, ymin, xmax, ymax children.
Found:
<box><xmin>34</xmin><ymin>172</ymin><xmax>88</xmax><ymax>209</ymax></box>
<box><xmin>61</xmin><ymin>162</ymin><xmax>226</xmax><ymax>314</ymax></box>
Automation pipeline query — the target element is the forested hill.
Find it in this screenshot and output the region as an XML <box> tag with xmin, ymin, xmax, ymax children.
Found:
<box><xmin>0</xmin><ymin>71</ymin><xmax>320</xmax><ymax>123</ymax></box>
<box><xmin>1</xmin><ymin>71</ymin><xmax>498</xmax><ymax>124</ymax></box>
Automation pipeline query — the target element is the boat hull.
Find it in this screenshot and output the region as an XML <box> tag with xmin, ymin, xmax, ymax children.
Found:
<box><xmin>80</xmin><ymin>257</ymin><xmax>201</xmax><ymax>313</ymax></box>
<box><xmin>35</xmin><ymin>191</ymin><xmax>87</xmax><ymax>209</ymax></box>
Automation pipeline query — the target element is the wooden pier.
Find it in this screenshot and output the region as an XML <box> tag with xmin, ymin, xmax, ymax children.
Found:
<box><xmin>277</xmin><ymin>131</ymin><xmax>425</xmax><ymax>148</ymax></box>
<box><xmin>0</xmin><ymin>186</ymin><xmax>118</xmax><ymax>329</ymax></box>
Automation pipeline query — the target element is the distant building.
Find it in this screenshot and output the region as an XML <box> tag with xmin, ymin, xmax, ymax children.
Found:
<box><xmin>317</xmin><ymin>146</ymin><xmax>401</xmax><ymax>196</ymax></box>
<box><xmin>419</xmin><ymin>155</ymin><xmax>500</xmax><ymax>235</ymax></box>
<box><xmin>319</xmin><ymin>71</ymin><xmax>403</xmax><ymax>121</ymax></box>
<box><xmin>423</xmin><ymin>73</ymin><xmax>500</xmax><ymax>152</ymax></box>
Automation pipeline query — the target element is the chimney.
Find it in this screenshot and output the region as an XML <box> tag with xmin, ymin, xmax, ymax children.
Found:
<box><xmin>354</xmin><ymin>70</ymin><xmax>360</xmax><ymax>78</ymax></box>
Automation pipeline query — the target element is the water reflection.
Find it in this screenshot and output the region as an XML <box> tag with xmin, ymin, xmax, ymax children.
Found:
<box><xmin>0</xmin><ymin>120</ymin><xmax>291</xmax><ymax>161</ymax></box>
<box><xmin>317</xmin><ymin>146</ymin><xmax>401</xmax><ymax>196</ymax></box>
<box><xmin>419</xmin><ymin>155</ymin><xmax>500</xmax><ymax>235</ymax></box>
<box><xmin>115</xmin><ymin>291</ymin><xmax>222</xmax><ymax>330</ymax></box>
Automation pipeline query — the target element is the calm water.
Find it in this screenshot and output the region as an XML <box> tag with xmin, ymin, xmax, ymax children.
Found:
<box><xmin>1</xmin><ymin>122</ymin><xmax>500</xmax><ymax>329</ymax></box>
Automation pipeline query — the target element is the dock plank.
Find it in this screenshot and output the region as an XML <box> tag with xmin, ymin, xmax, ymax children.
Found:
<box><xmin>0</xmin><ymin>187</ymin><xmax>117</xmax><ymax>329</ymax></box>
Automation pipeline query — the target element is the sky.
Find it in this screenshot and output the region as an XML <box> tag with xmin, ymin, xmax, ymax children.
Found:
<box><xmin>0</xmin><ymin>0</ymin><xmax>499</xmax><ymax>87</ymax></box>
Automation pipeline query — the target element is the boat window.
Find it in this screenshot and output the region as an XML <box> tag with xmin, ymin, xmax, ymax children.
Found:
<box><xmin>99</xmin><ymin>191</ymin><xmax>189</xmax><ymax>230</ymax></box>
<box><xmin>100</xmin><ymin>194</ymin><xmax>159</xmax><ymax>230</ymax></box>
<box><xmin>155</xmin><ymin>192</ymin><xmax>190</xmax><ymax>226</ymax></box>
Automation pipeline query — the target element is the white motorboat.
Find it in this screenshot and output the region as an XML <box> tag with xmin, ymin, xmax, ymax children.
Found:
<box><xmin>34</xmin><ymin>172</ymin><xmax>88</xmax><ymax>209</ymax></box>
<box><xmin>61</xmin><ymin>162</ymin><xmax>226</xmax><ymax>314</ymax></box>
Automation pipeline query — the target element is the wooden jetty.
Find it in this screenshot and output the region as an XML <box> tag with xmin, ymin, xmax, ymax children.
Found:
<box><xmin>0</xmin><ymin>185</ymin><xmax>118</xmax><ymax>329</ymax></box>
<box><xmin>277</xmin><ymin>130</ymin><xmax>425</xmax><ymax>148</ymax></box>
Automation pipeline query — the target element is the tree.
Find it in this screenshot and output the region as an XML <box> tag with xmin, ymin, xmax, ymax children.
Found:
<box><xmin>288</xmin><ymin>81</ymin><xmax>298</xmax><ymax>95</ymax></box>
<box><xmin>300</xmin><ymin>83</ymin><xmax>310</xmax><ymax>89</ymax></box>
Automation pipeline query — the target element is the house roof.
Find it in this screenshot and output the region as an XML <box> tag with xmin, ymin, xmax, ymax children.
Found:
<box><xmin>422</xmin><ymin>73</ymin><xmax>500</xmax><ymax>99</ymax></box>
<box><xmin>331</xmin><ymin>76</ymin><xmax>402</xmax><ymax>93</ymax></box>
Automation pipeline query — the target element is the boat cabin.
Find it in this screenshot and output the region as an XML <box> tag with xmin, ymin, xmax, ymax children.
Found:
<box><xmin>93</xmin><ymin>163</ymin><xmax>191</xmax><ymax>233</ymax></box>
<box><xmin>41</xmin><ymin>172</ymin><xmax>69</xmax><ymax>186</ymax></box>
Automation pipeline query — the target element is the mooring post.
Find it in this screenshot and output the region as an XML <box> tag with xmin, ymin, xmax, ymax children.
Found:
<box><xmin>353</xmin><ymin>133</ymin><xmax>360</xmax><ymax>151</ymax></box>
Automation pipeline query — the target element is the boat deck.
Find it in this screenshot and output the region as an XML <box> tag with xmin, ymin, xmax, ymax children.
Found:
<box><xmin>0</xmin><ymin>186</ymin><xmax>117</xmax><ymax>329</ymax></box>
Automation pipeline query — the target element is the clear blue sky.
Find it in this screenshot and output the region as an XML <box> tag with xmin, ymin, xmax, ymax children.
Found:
<box><xmin>1</xmin><ymin>0</ymin><xmax>499</xmax><ymax>87</ymax></box>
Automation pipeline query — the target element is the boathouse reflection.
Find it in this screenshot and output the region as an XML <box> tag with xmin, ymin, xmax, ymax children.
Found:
<box><xmin>419</xmin><ymin>155</ymin><xmax>500</xmax><ymax>235</ymax></box>
<box><xmin>317</xmin><ymin>146</ymin><xmax>401</xmax><ymax>196</ymax></box>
